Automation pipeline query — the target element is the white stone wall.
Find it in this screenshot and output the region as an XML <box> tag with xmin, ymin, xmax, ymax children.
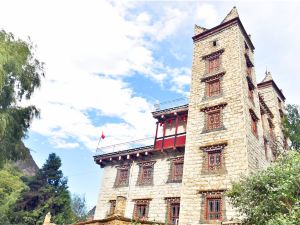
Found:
<box><xmin>94</xmin><ymin>152</ymin><xmax>183</xmax><ymax>223</ymax></box>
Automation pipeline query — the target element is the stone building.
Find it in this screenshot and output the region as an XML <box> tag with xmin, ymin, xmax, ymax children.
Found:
<box><xmin>92</xmin><ymin>7</ymin><xmax>287</xmax><ymax>225</ymax></box>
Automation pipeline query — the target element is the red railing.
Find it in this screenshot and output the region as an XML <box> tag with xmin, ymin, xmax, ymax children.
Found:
<box><xmin>154</xmin><ymin>133</ymin><xmax>186</xmax><ymax>150</ymax></box>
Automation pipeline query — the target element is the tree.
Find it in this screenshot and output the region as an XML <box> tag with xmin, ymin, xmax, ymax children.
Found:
<box><xmin>10</xmin><ymin>153</ymin><xmax>76</xmax><ymax>225</ymax></box>
<box><xmin>0</xmin><ymin>30</ymin><xmax>44</xmax><ymax>167</ymax></box>
<box><xmin>0</xmin><ymin>164</ymin><xmax>27</xmax><ymax>224</ymax></box>
<box><xmin>71</xmin><ymin>194</ymin><xmax>88</xmax><ymax>222</ymax></box>
<box><xmin>283</xmin><ymin>104</ymin><xmax>300</xmax><ymax>150</ymax></box>
<box><xmin>226</xmin><ymin>151</ymin><xmax>300</xmax><ymax>224</ymax></box>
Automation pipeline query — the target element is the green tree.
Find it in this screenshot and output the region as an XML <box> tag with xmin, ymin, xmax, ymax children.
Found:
<box><xmin>226</xmin><ymin>151</ymin><xmax>300</xmax><ymax>224</ymax></box>
<box><xmin>10</xmin><ymin>153</ymin><xmax>75</xmax><ymax>225</ymax></box>
<box><xmin>283</xmin><ymin>104</ymin><xmax>300</xmax><ymax>150</ymax></box>
<box><xmin>0</xmin><ymin>164</ymin><xmax>27</xmax><ymax>224</ymax></box>
<box><xmin>71</xmin><ymin>194</ymin><xmax>88</xmax><ymax>222</ymax></box>
<box><xmin>0</xmin><ymin>30</ymin><xmax>44</xmax><ymax>167</ymax></box>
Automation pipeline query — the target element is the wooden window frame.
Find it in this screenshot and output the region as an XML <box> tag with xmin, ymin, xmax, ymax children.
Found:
<box><xmin>249</xmin><ymin>109</ymin><xmax>259</xmax><ymax>137</ymax></box>
<box><xmin>137</xmin><ymin>161</ymin><xmax>155</xmax><ymax>186</ymax></box>
<box><xmin>207</xmin><ymin>79</ymin><xmax>221</xmax><ymax>97</ymax></box>
<box><xmin>207</xmin><ymin>110</ymin><xmax>221</xmax><ymax>131</ymax></box>
<box><xmin>208</xmin><ymin>151</ymin><xmax>222</xmax><ymax>170</ymax></box>
<box><xmin>133</xmin><ymin>199</ymin><xmax>151</xmax><ymax>221</ymax></box>
<box><xmin>166</xmin><ymin>198</ymin><xmax>180</xmax><ymax>225</ymax></box>
<box><xmin>168</xmin><ymin>157</ymin><xmax>184</xmax><ymax>183</ymax></box>
<box><xmin>206</xmin><ymin>197</ymin><xmax>222</xmax><ymax>221</ymax></box>
<box><xmin>109</xmin><ymin>200</ymin><xmax>116</xmax><ymax>215</ymax></box>
<box><xmin>208</xmin><ymin>56</ymin><xmax>220</xmax><ymax>73</ymax></box>
<box><xmin>114</xmin><ymin>165</ymin><xmax>130</xmax><ymax>187</ymax></box>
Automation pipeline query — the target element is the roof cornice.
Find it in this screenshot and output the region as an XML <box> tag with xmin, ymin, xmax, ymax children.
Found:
<box><xmin>258</xmin><ymin>80</ymin><xmax>286</xmax><ymax>101</ymax></box>
<box><xmin>192</xmin><ymin>17</ymin><xmax>255</xmax><ymax>50</ymax></box>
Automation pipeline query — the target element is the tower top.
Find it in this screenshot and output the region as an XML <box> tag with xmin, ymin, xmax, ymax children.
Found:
<box><xmin>262</xmin><ymin>71</ymin><xmax>273</xmax><ymax>82</ymax></box>
<box><xmin>221</xmin><ymin>6</ymin><xmax>239</xmax><ymax>24</ymax></box>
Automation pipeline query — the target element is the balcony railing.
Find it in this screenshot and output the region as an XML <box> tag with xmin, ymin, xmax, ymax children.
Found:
<box><xmin>95</xmin><ymin>137</ymin><xmax>154</xmax><ymax>156</ymax></box>
<box><xmin>153</xmin><ymin>97</ymin><xmax>189</xmax><ymax>112</ymax></box>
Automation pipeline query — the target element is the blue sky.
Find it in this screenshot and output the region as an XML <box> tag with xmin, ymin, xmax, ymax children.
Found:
<box><xmin>1</xmin><ymin>0</ymin><xmax>300</xmax><ymax>209</ymax></box>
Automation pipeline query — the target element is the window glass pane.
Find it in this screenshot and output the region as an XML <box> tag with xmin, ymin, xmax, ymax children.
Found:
<box><xmin>216</xmin><ymin>154</ymin><xmax>221</xmax><ymax>165</ymax></box>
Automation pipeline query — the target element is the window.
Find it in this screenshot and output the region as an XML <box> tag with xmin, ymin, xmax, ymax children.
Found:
<box><xmin>166</xmin><ymin>198</ymin><xmax>180</xmax><ymax>225</ymax></box>
<box><xmin>169</xmin><ymin>203</ymin><xmax>180</xmax><ymax>224</ymax></box>
<box><xmin>134</xmin><ymin>200</ymin><xmax>150</xmax><ymax>221</ymax></box>
<box><xmin>207</xmin><ymin>79</ymin><xmax>220</xmax><ymax>97</ymax></box>
<box><xmin>207</xmin><ymin>110</ymin><xmax>221</xmax><ymax>130</ymax></box>
<box><xmin>251</xmin><ymin>116</ymin><xmax>257</xmax><ymax>136</ymax></box>
<box><xmin>264</xmin><ymin>139</ymin><xmax>268</xmax><ymax>160</ymax></box>
<box><xmin>109</xmin><ymin>200</ymin><xmax>116</xmax><ymax>215</ymax></box>
<box><xmin>250</xmin><ymin>109</ymin><xmax>259</xmax><ymax>137</ymax></box>
<box><xmin>208</xmin><ymin>56</ymin><xmax>220</xmax><ymax>73</ymax></box>
<box><xmin>207</xmin><ymin>198</ymin><xmax>222</xmax><ymax>220</ymax></box>
<box><xmin>114</xmin><ymin>166</ymin><xmax>130</xmax><ymax>187</ymax></box>
<box><xmin>137</xmin><ymin>161</ymin><xmax>155</xmax><ymax>186</ymax></box>
<box><xmin>246</xmin><ymin>67</ymin><xmax>252</xmax><ymax>78</ymax></box>
<box><xmin>212</xmin><ymin>40</ymin><xmax>217</xmax><ymax>47</ymax></box>
<box><xmin>208</xmin><ymin>151</ymin><xmax>221</xmax><ymax>170</ymax></box>
<box><xmin>248</xmin><ymin>88</ymin><xmax>254</xmax><ymax>102</ymax></box>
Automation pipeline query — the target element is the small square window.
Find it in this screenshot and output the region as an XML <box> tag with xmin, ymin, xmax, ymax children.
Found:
<box><xmin>207</xmin><ymin>79</ymin><xmax>221</xmax><ymax>97</ymax></box>
<box><xmin>207</xmin><ymin>198</ymin><xmax>222</xmax><ymax>220</ymax></box>
<box><xmin>207</xmin><ymin>111</ymin><xmax>221</xmax><ymax>130</ymax></box>
<box><xmin>212</xmin><ymin>40</ymin><xmax>217</xmax><ymax>47</ymax></box>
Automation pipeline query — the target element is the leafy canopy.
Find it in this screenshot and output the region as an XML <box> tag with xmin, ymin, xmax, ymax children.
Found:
<box><xmin>0</xmin><ymin>30</ymin><xmax>44</xmax><ymax>167</ymax></box>
<box><xmin>226</xmin><ymin>151</ymin><xmax>300</xmax><ymax>224</ymax></box>
<box><xmin>283</xmin><ymin>104</ymin><xmax>300</xmax><ymax>150</ymax></box>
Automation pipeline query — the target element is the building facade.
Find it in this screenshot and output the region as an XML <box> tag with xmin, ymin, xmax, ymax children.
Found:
<box><xmin>93</xmin><ymin>7</ymin><xmax>287</xmax><ymax>225</ymax></box>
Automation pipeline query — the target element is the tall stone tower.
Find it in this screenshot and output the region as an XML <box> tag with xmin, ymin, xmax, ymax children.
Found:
<box><xmin>179</xmin><ymin>7</ymin><xmax>268</xmax><ymax>224</ymax></box>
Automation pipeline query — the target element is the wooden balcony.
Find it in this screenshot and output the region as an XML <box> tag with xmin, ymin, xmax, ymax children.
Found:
<box><xmin>154</xmin><ymin>133</ymin><xmax>186</xmax><ymax>150</ymax></box>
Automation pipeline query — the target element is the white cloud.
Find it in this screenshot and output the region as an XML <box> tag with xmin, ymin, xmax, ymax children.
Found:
<box><xmin>195</xmin><ymin>4</ymin><xmax>219</xmax><ymax>28</ymax></box>
<box><xmin>0</xmin><ymin>0</ymin><xmax>192</xmax><ymax>151</ymax></box>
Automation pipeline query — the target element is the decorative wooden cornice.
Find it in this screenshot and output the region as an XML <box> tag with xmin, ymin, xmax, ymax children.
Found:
<box><xmin>246</xmin><ymin>76</ymin><xmax>255</xmax><ymax>90</ymax></box>
<box><xmin>202</xmin><ymin>49</ymin><xmax>225</xmax><ymax>60</ymax></box>
<box><xmin>165</xmin><ymin>197</ymin><xmax>180</xmax><ymax>203</ymax></box>
<box><xmin>171</xmin><ymin>157</ymin><xmax>184</xmax><ymax>163</ymax></box>
<box><xmin>201</xmin><ymin>71</ymin><xmax>225</xmax><ymax>82</ymax></box>
<box><xmin>198</xmin><ymin>188</ymin><xmax>226</xmax><ymax>194</ymax></box>
<box><xmin>245</xmin><ymin>53</ymin><xmax>254</xmax><ymax>67</ymax></box>
<box><xmin>193</xmin><ymin>17</ymin><xmax>255</xmax><ymax>50</ymax></box>
<box><xmin>137</xmin><ymin>160</ymin><xmax>156</xmax><ymax>167</ymax></box>
<box><xmin>258</xmin><ymin>94</ymin><xmax>274</xmax><ymax>118</ymax></box>
<box><xmin>200</xmin><ymin>141</ymin><xmax>228</xmax><ymax>152</ymax></box>
<box><xmin>200</xmin><ymin>103</ymin><xmax>227</xmax><ymax>112</ymax></box>
<box><xmin>249</xmin><ymin>108</ymin><xmax>259</xmax><ymax>121</ymax></box>
<box><xmin>132</xmin><ymin>198</ymin><xmax>152</xmax><ymax>203</ymax></box>
<box><xmin>116</xmin><ymin>164</ymin><xmax>131</xmax><ymax>169</ymax></box>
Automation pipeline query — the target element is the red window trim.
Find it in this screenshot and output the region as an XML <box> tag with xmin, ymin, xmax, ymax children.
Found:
<box><xmin>208</xmin><ymin>151</ymin><xmax>222</xmax><ymax>170</ymax></box>
<box><xmin>166</xmin><ymin>198</ymin><xmax>180</xmax><ymax>225</ymax></box>
<box><xmin>206</xmin><ymin>196</ymin><xmax>222</xmax><ymax>221</ymax></box>
<box><xmin>208</xmin><ymin>56</ymin><xmax>220</xmax><ymax>73</ymax></box>
<box><xmin>207</xmin><ymin>79</ymin><xmax>221</xmax><ymax>97</ymax></box>
<box><xmin>133</xmin><ymin>199</ymin><xmax>151</xmax><ymax>221</ymax></box>
<box><xmin>207</xmin><ymin>110</ymin><xmax>221</xmax><ymax>131</ymax></box>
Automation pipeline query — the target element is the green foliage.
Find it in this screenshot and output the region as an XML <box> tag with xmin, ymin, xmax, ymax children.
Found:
<box><xmin>0</xmin><ymin>164</ymin><xmax>27</xmax><ymax>224</ymax></box>
<box><xmin>9</xmin><ymin>153</ymin><xmax>76</xmax><ymax>225</ymax></box>
<box><xmin>71</xmin><ymin>194</ymin><xmax>88</xmax><ymax>222</ymax></box>
<box><xmin>283</xmin><ymin>104</ymin><xmax>300</xmax><ymax>150</ymax></box>
<box><xmin>226</xmin><ymin>151</ymin><xmax>300</xmax><ymax>224</ymax></box>
<box><xmin>0</xmin><ymin>30</ymin><xmax>44</xmax><ymax>167</ymax></box>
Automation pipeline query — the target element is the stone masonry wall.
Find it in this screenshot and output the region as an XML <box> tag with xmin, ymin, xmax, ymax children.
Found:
<box><xmin>179</xmin><ymin>23</ymin><xmax>259</xmax><ymax>225</ymax></box>
<box><xmin>94</xmin><ymin>151</ymin><xmax>183</xmax><ymax>223</ymax></box>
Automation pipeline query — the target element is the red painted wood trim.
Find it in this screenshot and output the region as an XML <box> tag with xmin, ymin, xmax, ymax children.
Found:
<box><xmin>174</xmin><ymin>116</ymin><xmax>179</xmax><ymax>149</ymax></box>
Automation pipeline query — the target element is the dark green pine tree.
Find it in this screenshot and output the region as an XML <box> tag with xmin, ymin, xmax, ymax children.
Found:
<box><xmin>9</xmin><ymin>153</ymin><xmax>76</xmax><ymax>225</ymax></box>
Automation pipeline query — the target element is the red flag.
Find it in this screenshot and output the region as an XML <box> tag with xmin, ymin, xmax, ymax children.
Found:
<box><xmin>101</xmin><ymin>131</ymin><xmax>105</xmax><ymax>139</ymax></box>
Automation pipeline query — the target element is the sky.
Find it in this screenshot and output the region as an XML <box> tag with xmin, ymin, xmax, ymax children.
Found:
<box><xmin>1</xmin><ymin>0</ymin><xmax>300</xmax><ymax>209</ymax></box>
